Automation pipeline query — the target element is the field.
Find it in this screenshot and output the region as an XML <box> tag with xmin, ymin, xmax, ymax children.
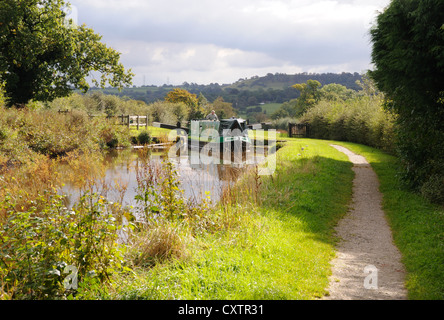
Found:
<box><xmin>237</xmin><ymin>103</ymin><xmax>282</xmax><ymax>119</ymax></box>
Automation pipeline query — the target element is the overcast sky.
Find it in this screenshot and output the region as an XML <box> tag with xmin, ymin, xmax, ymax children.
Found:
<box><xmin>68</xmin><ymin>0</ymin><xmax>391</xmax><ymax>86</ymax></box>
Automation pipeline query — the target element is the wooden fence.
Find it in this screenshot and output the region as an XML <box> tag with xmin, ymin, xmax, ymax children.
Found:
<box><xmin>117</xmin><ymin>114</ymin><xmax>149</xmax><ymax>129</ymax></box>
<box><xmin>58</xmin><ymin>110</ymin><xmax>149</xmax><ymax>129</ymax></box>
<box><xmin>288</xmin><ymin>123</ymin><xmax>309</xmax><ymax>138</ymax></box>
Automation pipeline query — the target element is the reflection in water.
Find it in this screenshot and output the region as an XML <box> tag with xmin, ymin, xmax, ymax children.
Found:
<box><xmin>59</xmin><ymin>147</ymin><xmax>267</xmax><ymax>209</ymax></box>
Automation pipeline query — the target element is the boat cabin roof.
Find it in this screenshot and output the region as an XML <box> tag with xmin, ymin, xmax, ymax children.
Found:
<box><xmin>191</xmin><ymin>118</ymin><xmax>248</xmax><ymax>133</ymax></box>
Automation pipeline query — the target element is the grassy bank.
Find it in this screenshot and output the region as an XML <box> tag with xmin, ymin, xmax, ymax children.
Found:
<box><xmin>332</xmin><ymin>142</ymin><xmax>444</xmax><ymax>300</ymax></box>
<box><xmin>102</xmin><ymin>138</ymin><xmax>354</xmax><ymax>299</ymax></box>
<box><xmin>2</xmin><ymin>104</ymin><xmax>439</xmax><ymax>299</ymax></box>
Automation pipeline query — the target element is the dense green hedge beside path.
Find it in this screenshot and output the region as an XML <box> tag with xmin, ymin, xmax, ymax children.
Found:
<box><xmin>332</xmin><ymin>142</ymin><xmax>444</xmax><ymax>300</ymax></box>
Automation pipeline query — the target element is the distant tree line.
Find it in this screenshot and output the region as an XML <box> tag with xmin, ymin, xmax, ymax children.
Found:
<box><xmin>94</xmin><ymin>72</ymin><xmax>363</xmax><ymax>110</ymax></box>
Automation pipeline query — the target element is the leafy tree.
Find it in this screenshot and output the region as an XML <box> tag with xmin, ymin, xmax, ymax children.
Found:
<box><xmin>0</xmin><ymin>0</ymin><xmax>133</xmax><ymax>107</ymax></box>
<box><xmin>272</xmin><ymin>80</ymin><xmax>321</xmax><ymax>119</ymax></box>
<box><xmin>211</xmin><ymin>96</ymin><xmax>236</xmax><ymax>119</ymax></box>
<box><xmin>271</xmin><ymin>99</ymin><xmax>297</xmax><ymax>119</ymax></box>
<box><xmin>165</xmin><ymin>88</ymin><xmax>204</xmax><ymax>120</ymax></box>
<box><xmin>270</xmin><ymin>107</ymin><xmax>290</xmax><ymax>120</ymax></box>
<box><xmin>165</xmin><ymin>88</ymin><xmax>197</xmax><ymax>106</ymax></box>
<box><xmin>370</xmin><ymin>0</ymin><xmax>444</xmax><ymax>202</ymax></box>
<box><xmin>292</xmin><ymin>80</ymin><xmax>322</xmax><ymax>107</ymax></box>
<box><xmin>319</xmin><ymin>83</ymin><xmax>356</xmax><ymax>101</ymax></box>
<box><xmin>197</xmin><ymin>92</ymin><xmax>211</xmax><ymax>113</ymax></box>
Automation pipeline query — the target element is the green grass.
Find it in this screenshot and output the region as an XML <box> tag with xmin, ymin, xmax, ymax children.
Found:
<box><xmin>130</xmin><ymin>126</ymin><xmax>171</xmax><ymax>139</ymax></box>
<box><xmin>332</xmin><ymin>141</ymin><xmax>444</xmax><ymax>300</ymax></box>
<box><xmin>247</xmin><ymin>103</ymin><xmax>282</xmax><ymax>114</ymax></box>
<box><xmin>259</xmin><ymin>103</ymin><xmax>282</xmax><ymax>114</ymax></box>
<box><xmin>237</xmin><ymin>103</ymin><xmax>282</xmax><ymax>119</ymax></box>
<box><xmin>40</xmin><ymin>132</ymin><xmax>440</xmax><ymax>300</ymax></box>
<box><xmin>107</xmin><ymin>138</ymin><xmax>354</xmax><ymax>299</ymax></box>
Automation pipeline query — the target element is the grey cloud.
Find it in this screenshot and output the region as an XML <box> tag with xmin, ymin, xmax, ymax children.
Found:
<box><xmin>69</xmin><ymin>0</ymin><xmax>389</xmax><ymax>85</ymax></box>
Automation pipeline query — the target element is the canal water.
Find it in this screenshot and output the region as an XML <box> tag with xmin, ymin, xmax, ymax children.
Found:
<box><xmin>59</xmin><ymin>145</ymin><xmax>269</xmax><ymax>212</ymax></box>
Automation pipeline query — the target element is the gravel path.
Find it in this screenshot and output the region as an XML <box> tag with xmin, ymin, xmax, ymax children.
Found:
<box><xmin>323</xmin><ymin>145</ymin><xmax>408</xmax><ymax>300</ymax></box>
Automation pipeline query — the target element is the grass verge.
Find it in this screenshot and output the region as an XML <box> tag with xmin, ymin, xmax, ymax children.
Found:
<box><xmin>106</xmin><ymin>138</ymin><xmax>354</xmax><ymax>299</ymax></box>
<box><xmin>332</xmin><ymin>141</ymin><xmax>444</xmax><ymax>300</ymax></box>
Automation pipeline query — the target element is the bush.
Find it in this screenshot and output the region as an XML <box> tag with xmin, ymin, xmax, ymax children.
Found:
<box><xmin>128</xmin><ymin>221</ymin><xmax>189</xmax><ymax>268</ymax></box>
<box><xmin>420</xmin><ymin>174</ymin><xmax>444</xmax><ymax>204</ymax></box>
<box><xmin>149</xmin><ymin>101</ymin><xmax>188</xmax><ymax>124</ymax></box>
<box><xmin>369</xmin><ymin>0</ymin><xmax>444</xmax><ymax>204</ymax></box>
<box><xmin>137</xmin><ymin>130</ymin><xmax>151</xmax><ymax>145</ymax></box>
<box><xmin>96</xmin><ymin>118</ymin><xmax>131</xmax><ymax>149</ymax></box>
<box><xmin>270</xmin><ymin>117</ymin><xmax>298</xmax><ymax>131</ymax></box>
<box><xmin>0</xmin><ymin>108</ymin><xmax>102</xmax><ymax>158</ymax></box>
<box><xmin>0</xmin><ymin>192</ymin><xmax>125</xmax><ymax>299</ymax></box>
<box><xmin>300</xmin><ymin>95</ymin><xmax>396</xmax><ymax>152</ymax></box>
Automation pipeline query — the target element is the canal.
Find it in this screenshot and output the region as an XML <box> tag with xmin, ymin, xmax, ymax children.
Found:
<box><xmin>58</xmin><ymin>144</ymin><xmax>272</xmax><ymax>216</ymax></box>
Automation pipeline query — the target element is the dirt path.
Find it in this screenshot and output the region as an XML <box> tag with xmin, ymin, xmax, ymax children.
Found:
<box><xmin>322</xmin><ymin>145</ymin><xmax>408</xmax><ymax>300</ymax></box>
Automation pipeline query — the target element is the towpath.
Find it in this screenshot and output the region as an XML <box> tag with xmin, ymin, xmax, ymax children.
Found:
<box><xmin>323</xmin><ymin>145</ymin><xmax>408</xmax><ymax>300</ymax></box>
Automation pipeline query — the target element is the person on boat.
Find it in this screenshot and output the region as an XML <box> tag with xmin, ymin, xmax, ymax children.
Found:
<box><xmin>205</xmin><ymin>110</ymin><xmax>219</xmax><ymax>121</ymax></box>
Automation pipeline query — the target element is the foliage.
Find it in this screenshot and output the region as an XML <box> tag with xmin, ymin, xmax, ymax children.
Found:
<box><xmin>48</xmin><ymin>92</ymin><xmax>190</xmax><ymax>127</ymax></box>
<box><xmin>293</xmin><ymin>75</ymin><xmax>396</xmax><ymax>152</ymax></box>
<box><xmin>165</xmin><ymin>88</ymin><xmax>204</xmax><ymax>120</ymax></box>
<box><xmin>0</xmin><ymin>106</ymin><xmax>132</xmax><ymax>173</ymax></box>
<box><xmin>136</xmin><ymin>130</ymin><xmax>151</xmax><ymax>145</ymax></box>
<box><xmin>271</xmin><ymin>99</ymin><xmax>298</xmax><ymax>119</ymax></box>
<box><xmin>134</xmin><ymin>156</ymin><xmax>187</xmax><ymax>224</ymax></box>
<box><xmin>319</xmin><ymin>83</ymin><xmax>357</xmax><ymax>101</ymax></box>
<box><xmin>0</xmin><ymin>0</ymin><xmax>133</xmax><ymax>107</ymax></box>
<box><xmin>292</xmin><ymin>80</ymin><xmax>322</xmax><ymax>107</ymax></box>
<box><xmin>370</xmin><ymin>0</ymin><xmax>444</xmax><ymax>203</ymax></box>
<box><xmin>272</xmin><ymin>81</ymin><xmax>359</xmax><ymax>120</ymax></box>
<box><xmin>272</xmin><ymin>80</ymin><xmax>323</xmax><ymax>119</ymax></box>
<box><xmin>96</xmin><ymin>119</ymin><xmax>131</xmax><ymax>149</ymax></box>
<box><xmin>165</xmin><ymin>88</ymin><xmax>198</xmax><ymax>107</ymax></box>
<box><xmin>300</xmin><ymin>93</ymin><xmax>396</xmax><ymax>152</ymax></box>
<box><xmin>0</xmin><ymin>192</ymin><xmax>125</xmax><ymax>299</ymax></box>
<box><xmin>270</xmin><ymin>117</ymin><xmax>298</xmax><ymax>131</ymax></box>
<box><xmin>95</xmin><ymin>73</ymin><xmax>363</xmax><ymax>109</ymax></box>
<box><xmin>211</xmin><ymin>97</ymin><xmax>236</xmax><ymax>119</ymax></box>
<box><xmin>149</xmin><ymin>101</ymin><xmax>189</xmax><ymax>125</ymax></box>
<box><xmin>0</xmin><ymin>84</ymin><xmax>5</xmax><ymax>108</ymax></box>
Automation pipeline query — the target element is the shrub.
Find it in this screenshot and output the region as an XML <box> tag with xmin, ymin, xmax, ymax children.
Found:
<box><xmin>0</xmin><ymin>86</ymin><xmax>5</xmax><ymax>108</ymax></box>
<box><xmin>96</xmin><ymin>119</ymin><xmax>131</xmax><ymax>149</ymax></box>
<box><xmin>137</xmin><ymin>130</ymin><xmax>151</xmax><ymax>145</ymax></box>
<box><xmin>149</xmin><ymin>101</ymin><xmax>189</xmax><ymax>124</ymax></box>
<box><xmin>0</xmin><ymin>107</ymin><xmax>104</xmax><ymax>158</ymax></box>
<box><xmin>370</xmin><ymin>0</ymin><xmax>444</xmax><ymax>203</ymax></box>
<box><xmin>270</xmin><ymin>117</ymin><xmax>298</xmax><ymax>131</ymax></box>
<box><xmin>0</xmin><ymin>192</ymin><xmax>125</xmax><ymax>299</ymax></box>
<box><xmin>420</xmin><ymin>174</ymin><xmax>444</xmax><ymax>204</ymax></box>
<box><xmin>300</xmin><ymin>95</ymin><xmax>396</xmax><ymax>152</ymax></box>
